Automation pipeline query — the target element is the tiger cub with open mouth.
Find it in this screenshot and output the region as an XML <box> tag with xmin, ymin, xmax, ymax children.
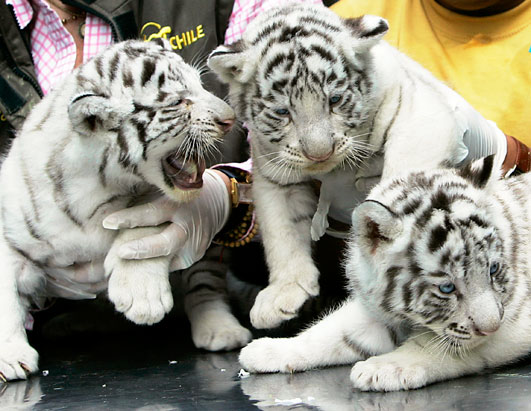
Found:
<box><xmin>0</xmin><ymin>39</ymin><xmax>252</xmax><ymax>381</ymax></box>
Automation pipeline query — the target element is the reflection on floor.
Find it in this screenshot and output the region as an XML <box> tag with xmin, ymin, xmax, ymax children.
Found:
<box><xmin>2</xmin><ymin>300</ymin><xmax>531</xmax><ymax>410</ymax></box>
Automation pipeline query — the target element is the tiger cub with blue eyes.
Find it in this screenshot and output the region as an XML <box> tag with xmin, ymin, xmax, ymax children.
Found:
<box><xmin>208</xmin><ymin>3</ymin><xmax>506</xmax><ymax>330</ymax></box>
<box><xmin>240</xmin><ymin>155</ymin><xmax>531</xmax><ymax>391</ymax></box>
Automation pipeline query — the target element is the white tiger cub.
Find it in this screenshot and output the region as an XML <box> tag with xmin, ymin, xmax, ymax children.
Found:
<box><xmin>0</xmin><ymin>39</ymin><xmax>252</xmax><ymax>382</ymax></box>
<box><xmin>240</xmin><ymin>155</ymin><xmax>531</xmax><ymax>391</ymax></box>
<box><xmin>208</xmin><ymin>4</ymin><xmax>506</xmax><ymax>329</ymax></box>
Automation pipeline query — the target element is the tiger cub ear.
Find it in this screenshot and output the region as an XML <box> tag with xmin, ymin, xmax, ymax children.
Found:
<box><xmin>149</xmin><ymin>37</ymin><xmax>173</xmax><ymax>51</ymax></box>
<box><xmin>68</xmin><ymin>93</ymin><xmax>132</xmax><ymax>136</ymax></box>
<box><xmin>343</xmin><ymin>15</ymin><xmax>389</xmax><ymax>51</ymax></box>
<box><xmin>208</xmin><ymin>41</ymin><xmax>256</xmax><ymax>84</ymax></box>
<box><xmin>457</xmin><ymin>155</ymin><xmax>499</xmax><ymax>189</ymax></box>
<box><xmin>352</xmin><ymin>200</ymin><xmax>402</xmax><ymax>255</ymax></box>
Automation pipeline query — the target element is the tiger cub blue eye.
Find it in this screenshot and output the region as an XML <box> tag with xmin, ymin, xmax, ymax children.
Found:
<box><xmin>439</xmin><ymin>283</ymin><xmax>455</xmax><ymax>294</ymax></box>
<box><xmin>490</xmin><ymin>262</ymin><xmax>499</xmax><ymax>275</ymax></box>
<box><xmin>274</xmin><ymin>108</ymin><xmax>289</xmax><ymax>116</ymax></box>
<box><xmin>329</xmin><ymin>95</ymin><xmax>341</xmax><ymax>104</ymax></box>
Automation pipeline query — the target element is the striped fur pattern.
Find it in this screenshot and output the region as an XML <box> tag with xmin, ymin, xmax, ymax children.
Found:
<box><xmin>0</xmin><ymin>40</ymin><xmax>249</xmax><ymax>381</ymax></box>
<box><xmin>240</xmin><ymin>156</ymin><xmax>531</xmax><ymax>391</ymax></box>
<box><xmin>208</xmin><ymin>3</ymin><xmax>505</xmax><ymax>329</ymax></box>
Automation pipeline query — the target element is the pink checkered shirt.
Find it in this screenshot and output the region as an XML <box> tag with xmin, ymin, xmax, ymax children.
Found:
<box><xmin>225</xmin><ymin>0</ymin><xmax>323</xmax><ymax>45</ymax></box>
<box><xmin>7</xmin><ymin>0</ymin><xmax>112</xmax><ymax>95</ymax></box>
<box><xmin>7</xmin><ymin>0</ymin><xmax>322</xmax><ymax>94</ymax></box>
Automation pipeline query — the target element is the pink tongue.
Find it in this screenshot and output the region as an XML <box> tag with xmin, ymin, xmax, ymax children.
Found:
<box><xmin>165</xmin><ymin>156</ymin><xmax>207</xmax><ymax>189</ymax></box>
<box><xmin>167</xmin><ymin>157</ymin><xmax>198</xmax><ymax>181</ymax></box>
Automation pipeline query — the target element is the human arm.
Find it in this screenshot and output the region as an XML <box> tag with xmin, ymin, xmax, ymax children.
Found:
<box><xmin>355</xmin><ymin>111</ymin><xmax>518</xmax><ymax>193</ymax></box>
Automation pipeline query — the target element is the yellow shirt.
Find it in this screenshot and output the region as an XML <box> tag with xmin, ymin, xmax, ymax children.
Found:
<box><xmin>331</xmin><ymin>0</ymin><xmax>531</xmax><ymax>144</ymax></box>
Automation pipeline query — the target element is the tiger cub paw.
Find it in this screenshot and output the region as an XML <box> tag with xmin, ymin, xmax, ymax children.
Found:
<box><xmin>239</xmin><ymin>337</ymin><xmax>307</xmax><ymax>373</ymax></box>
<box><xmin>250</xmin><ymin>279</ymin><xmax>319</xmax><ymax>329</ymax></box>
<box><xmin>0</xmin><ymin>339</ymin><xmax>39</xmax><ymax>382</ymax></box>
<box><xmin>350</xmin><ymin>355</ymin><xmax>429</xmax><ymax>392</ymax></box>
<box><xmin>107</xmin><ymin>258</ymin><xmax>173</xmax><ymax>325</ymax></box>
<box><xmin>190</xmin><ymin>311</ymin><xmax>252</xmax><ymax>352</ymax></box>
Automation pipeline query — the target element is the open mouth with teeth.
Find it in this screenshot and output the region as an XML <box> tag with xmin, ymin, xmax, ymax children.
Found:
<box><xmin>162</xmin><ymin>152</ymin><xmax>206</xmax><ymax>190</ymax></box>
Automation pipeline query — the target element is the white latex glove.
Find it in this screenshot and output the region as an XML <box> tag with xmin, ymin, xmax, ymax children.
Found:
<box><xmin>460</xmin><ymin>119</ymin><xmax>507</xmax><ymax>173</ymax></box>
<box><xmin>44</xmin><ymin>260</ymin><xmax>107</xmax><ymax>299</ymax></box>
<box><xmin>354</xmin><ymin>153</ymin><xmax>384</xmax><ymax>194</ymax></box>
<box><xmin>102</xmin><ymin>169</ymin><xmax>231</xmax><ymax>270</ymax></box>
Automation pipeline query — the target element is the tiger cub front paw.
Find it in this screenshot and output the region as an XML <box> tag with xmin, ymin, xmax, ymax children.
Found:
<box><xmin>191</xmin><ymin>311</ymin><xmax>252</xmax><ymax>352</ymax></box>
<box><xmin>250</xmin><ymin>279</ymin><xmax>319</xmax><ymax>329</ymax></box>
<box><xmin>0</xmin><ymin>339</ymin><xmax>39</xmax><ymax>382</ymax></box>
<box><xmin>239</xmin><ymin>337</ymin><xmax>306</xmax><ymax>373</ymax></box>
<box><xmin>350</xmin><ymin>355</ymin><xmax>429</xmax><ymax>392</ymax></box>
<box><xmin>107</xmin><ymin>258</ymin><xmax>173</xmax><ymax>325</ymax></box>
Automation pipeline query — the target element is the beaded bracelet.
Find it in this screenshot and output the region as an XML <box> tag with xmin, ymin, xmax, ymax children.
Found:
<box><xmin>212</xmin><ymin>167</ymin><xmax>258</xmax><ymax>248</ymax></box>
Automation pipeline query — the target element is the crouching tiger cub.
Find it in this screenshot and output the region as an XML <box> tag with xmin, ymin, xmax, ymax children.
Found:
<box><xmin>240</xmin><ymin>155</ymin><xmax>531</xmax><ymax>391</ymax></box>
<box><xmin>0</xmin><ymin>39</ymin><xmax>252</xmax><ymax>382</ymax></box>
<box><xmin>208</xmin><ymin>3</ymin><xmax>506</xmax><ymax>329</ymax></box>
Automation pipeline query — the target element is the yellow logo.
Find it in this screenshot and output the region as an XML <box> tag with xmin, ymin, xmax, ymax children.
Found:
<box><xmin>141</xmin><ymin>22</ymin><xmax>205</xmax><ymax>50</ymax></box>
<box><xmin>141</xmin><ymin>22</ymin><xmax>172</xmax><ymax>41</ymax></box>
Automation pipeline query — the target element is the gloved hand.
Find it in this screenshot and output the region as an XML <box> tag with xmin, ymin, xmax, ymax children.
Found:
<box><xmin>460</xmin><ymin>119</ymin><xmax>507</xmax><ymax>174</ymax></box>
<box><xmin>354</xmin><ymin>153</ymin><xmax>384</xmax><ymax>194</ymax></box>
<box><xmin>44</xmin><ymin>259</ymin><xmax>107</xmax><ymax>299</ymax></box>
<box><xmin>102</xmin><ymin>169</ymin><xmax>231</xmax><ymax>271</ymax></box>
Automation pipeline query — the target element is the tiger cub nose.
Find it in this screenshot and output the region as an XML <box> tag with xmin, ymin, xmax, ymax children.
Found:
<box><xmin>473</xmin><ymin>323</ymin><xmax>500</xmax><ymax>336</ymax></box>
<box><xmin>215</xmin><ymin>116</ymin><xmax>235</xmax><ymax>133</ymax></box>
<box><xmin>303</xmin><ymin>148</ymin><xmax>334</xmax><ymax>163</ymax></box>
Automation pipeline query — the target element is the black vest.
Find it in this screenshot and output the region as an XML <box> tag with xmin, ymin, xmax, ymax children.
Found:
<box><xmin>0</xmin><ymin>0</ymin><xmax>246</xmax><ymax>163</ymax></box>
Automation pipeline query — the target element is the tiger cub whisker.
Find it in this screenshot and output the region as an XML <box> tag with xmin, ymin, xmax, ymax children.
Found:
<box><xmin>208</xmin><ymin>3</ymin><xmax>507</xmax><ymax>332</ymax></box>
<box><xmin>0</xmin><ymin>39</ymin><xmax>251</xmax><ymax>382</ymax></box>
<box><xmin>239</xmin><ymin>156</ymin><xmax>531</xmax><ymax>391</ymax></box>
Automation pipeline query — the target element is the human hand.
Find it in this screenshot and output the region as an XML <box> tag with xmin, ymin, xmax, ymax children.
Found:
<box><xmin>459</xmin><ymin>117</ymin><xmax>507</xmax><ymax>174</ymax></box>
<box><xmin>355</xmin><ymin>153</ymin><xmax>384</xmax><ymax>194</ymax></box>
<box><xmin>102</xmin><ymin>169</ymin><xmax>231</xmax><ymax>270</ymax></box>
<box><xmin>44</xmin><ymin>259</ymin><xmax>107</xmax><ymax>298</ymax></box>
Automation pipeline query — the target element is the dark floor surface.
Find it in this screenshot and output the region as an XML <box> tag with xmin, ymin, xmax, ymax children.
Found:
<box><xmin>2</xmin><ymin>308</ymin><xmax>531</xmax><ymax>411</ymax></box>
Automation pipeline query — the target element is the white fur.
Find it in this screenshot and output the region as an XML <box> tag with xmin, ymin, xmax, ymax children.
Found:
<box><xmin>0</xmin><ymin>40</ymin><xmax>245</xmax><ymax>380</ymax></box>
<box><xmin>209</xmin><ymin>4</ymin><xmax>506</xmax><ymax>329</ymax></box>
<box><xmin>240</xmin><ymin>163</ymin><xmax>531</xmax><ymax>391</ymax></box>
